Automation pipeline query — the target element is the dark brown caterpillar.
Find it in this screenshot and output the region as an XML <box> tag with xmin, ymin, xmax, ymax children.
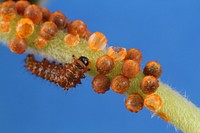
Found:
<box><xmin>25</xmin><ymin>54</ymin><xmax>90</xmax><ymax>90</ymax></box>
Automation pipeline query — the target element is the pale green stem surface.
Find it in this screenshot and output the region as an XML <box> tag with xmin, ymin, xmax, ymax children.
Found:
<box><xmin>0</xmin><ymin>16</ymin><xmax>200</xmax><ymax>133</ymax></box>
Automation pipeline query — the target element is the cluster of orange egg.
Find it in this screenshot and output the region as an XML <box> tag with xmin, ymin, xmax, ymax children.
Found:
<box><xmin>0</xmin><ymin>0</ymin><xmax>168</xmax><ymax>121</ymax></box>
<box><xmin>0</xmin><ymin>0</ymin><xmax>92</xmax><ymax>53</ymax></box>
<box><xmin>140</xmin><ymin>61</ymin><xmax>165</xmax><ymax>118</ymax></box>
<box><xmin>124</xmin><ymin>60</ymin><xmax>163</xmax><ymax>114</ymax></box>
<box><xmin>92</xmin><ymin>44</ymin><xmax>165</xmax><ymax>112</ymax></box>
<box><xmin>92</xmin><ymin>47</ymin><xmax>141</xmax><ymax>94</ymax></box>
<box><xmin>88</xmin><ymin>33</ymin><xmax>164</xmax><ymax>115</ymax></box>
<box><xmin>89</xmin><ymin>32</ymin><xmax>164</xmax><ymax>115</ymax></box>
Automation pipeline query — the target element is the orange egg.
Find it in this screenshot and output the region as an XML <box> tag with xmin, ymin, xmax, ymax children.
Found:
<box><xmin>156</xmin><ymin>112</ymin><xmax>169</xmax><ymax>122</ymax></box>
<box><xmin>49</xmin><ymin>11</ymin><xmax>69</xmax><ymax>29</ymax></box>
<box><xmin>122</xmin><ymin>59</ymin><xmax>140</xmax><ymax>79</ymax></box>
<box><xmin>140</xmin><ymin>76</ymin><xmax>159</xmax><ymax>95</ymax></box>
<box><xmin>144</xmin><ymin>93</ymin><xmax>162</xmax><ymax>112</ymax></box>
<box><xmin>24</xmin><ymin>4</ymin><xmax>43</xmax><ymax>24</ymax></box>
<box><xmin>107</xmin><ymin>46</ymin><xmax>127</xmax><ymax>62</ymax></box>
<box><xmin>15</xmin><ymin>0</ymin><xmax>30</xmax><ymax>14</ymax></box>
<box><xmin>0</xmin><ymin>1</ymin><xmax>17</xmax><ymax>22</ymax></box>
<box><xmin>1</xmin><ymin>1</ymin><xmax>15</xmax><ymax>8</ymax></box>
<box><xmin>143</xmin><ymin>61</ymin><xmax>162</xmax><ymax>79</ymax></box>
<box><xmin>41</xmin><ymin>7</ymin><xmax>50</xmax><ymax>21</ymax></box>
<box><xmin>36</xmin><ymin>37</ymin><xmax>47</xmax><ymax>49</ymax></box>
<box><xmin>16</xmin><ymin>18</ymin><xmax>34</xmax><ymax>39</ymax></box>
<box><xmin>40</xmin><ymin>21</ymin><xmax>58</xmax><ymax>40</ymax></box>
<box><xmin>82</xmin><ymin>30</ymin><xmax>91</xmax><ymax>40</ymax></box>
<box><xmin>68</xmin><ymin>20</ymin><xmax>87</xmax><ymax>37</ymax></box>
<box><xmin>111</xmin><ymin>74</ymin><xmax>130</xmax><ymax>94</ymax></box>
<box><xmin>125</xmin><ymin>48</ymin><xmax>142</xmax><ymax>63</ymax></box>
<box><xmin>92</xmin><ymin>74</ymin><xmax>111</xmax><ymax>94</ymax></box>
<box><xmin>88</xmin><ymin>32</ymin><xmax>107</xmax><ymax>51</ymax></box>
<box><xmin>64</xmin><ymin>34</ymin><xmax>80</xmax><ymax>47</ymax></box>
<box><xmin>0</xmin><ymin>21</ymin><xmax>10</xmax><ymax>33</ymax></box>
<box><xmin>125</xmin><ymin>93</ymin><xmax>144</xmax><ymax>113</ymax></box>
<box><xmin>96</xmin><ymin>55</ymin><xmax>114</xmax><ymax>74</ymax></box>
<box><xmin>9</xmin><ymin>36</ymin><xmax>27</xmax><ymax>54</ymax></box>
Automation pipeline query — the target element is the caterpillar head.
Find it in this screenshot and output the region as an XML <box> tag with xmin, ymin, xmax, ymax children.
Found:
<box><xmin>78</xmin><ymin>56</ymin><xmax>89</xmax><ymax>66</ymax></box>
<box><xmin>72</xmin><ymin>55</ymin><xmax>90</xmax><ymax>71</ymax></box>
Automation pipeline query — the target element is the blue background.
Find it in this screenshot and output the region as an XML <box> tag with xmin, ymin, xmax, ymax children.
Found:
<box><xmin>0</xmin><ymin>0</ymin><xmax>200</xmax><ymax>132</ymax></box>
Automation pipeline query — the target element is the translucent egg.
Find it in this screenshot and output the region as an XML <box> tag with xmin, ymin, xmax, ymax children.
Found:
<box><xmin>88</xmin><ymin>32</ymin><xmax>107</xmax><ymax>51</ymax></box>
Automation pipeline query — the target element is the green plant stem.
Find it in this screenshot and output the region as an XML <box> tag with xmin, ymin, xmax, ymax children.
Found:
<box><xmin>1</xmin><ymin>15</ymin><xmax>200</xmax><ymax>133</ymax></box>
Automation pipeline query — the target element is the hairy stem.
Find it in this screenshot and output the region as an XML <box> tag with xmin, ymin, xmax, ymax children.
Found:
<box><xmin>1</xmin><ymin>15</ymin><xmax>200</xmax><ymax>133</ymax></box>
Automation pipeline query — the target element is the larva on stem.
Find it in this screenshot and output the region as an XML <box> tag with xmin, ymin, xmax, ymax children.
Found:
<box><xmin>0</xmin><ymin>0</ymin><xmax>200</xmax><ymax>133</ymax></box>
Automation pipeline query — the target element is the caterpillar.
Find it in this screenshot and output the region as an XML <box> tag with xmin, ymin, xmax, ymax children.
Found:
<box><xmin>25</xmin><ymin>54</ymin><xmax>90</xmax><ymax>90</ymax></box>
